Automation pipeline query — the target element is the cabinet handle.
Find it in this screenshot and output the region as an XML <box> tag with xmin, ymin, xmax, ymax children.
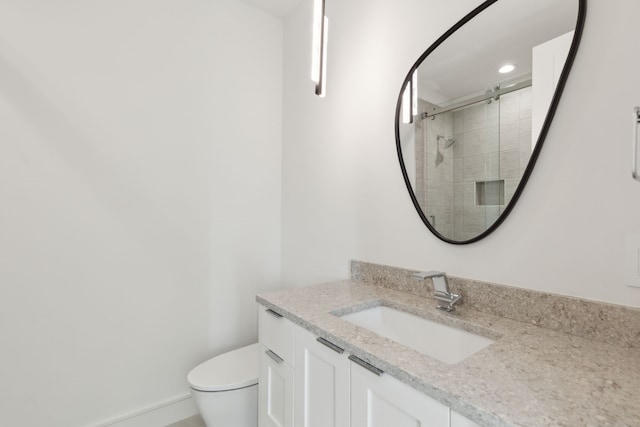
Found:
<box><xmin>265</xmin><ymin>349</ymin><xmax>284</xmax><ymax>364</ymax></box>
<box><xmin>348</xmin><ymin>355</ymin><xmax>384</xmax><ymax>376</ymax></box>
<box><xmin>265</xmin><ymin>308</ymin><xmax>283</xmax><ymax>318</ymax></box>
<box><xmin>633</xmin><ymin>106</ymin><xmax>640</xmax><ymax>182</ymax></box>
<box><xmin>316</xmin><ymin>337</ymin><xmax>344</xmax><ymax>354</ymax></box>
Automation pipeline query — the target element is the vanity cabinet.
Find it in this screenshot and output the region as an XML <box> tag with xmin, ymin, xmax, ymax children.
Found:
<box><xmin>258</xmin><ymin>303</ymin><xmax>482</xmax><ymax>427</ymax></box>
<box><xmin>294</xmin><ymin>326</ymin><xmax>350</xmax><ymax>427</ymax></box>
<box><xmin>350</xmin><ymin>360</ymin><xmax>449</xmax><ymax>427</ymax></box>
<box><xmin>258</xmin><ymin>305</ymin><xmax>295</xmax><ymax>427</ymax></box>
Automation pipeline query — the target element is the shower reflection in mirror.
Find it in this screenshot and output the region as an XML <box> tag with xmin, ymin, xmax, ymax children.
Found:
<box><xmin>415</xmin><ymin>82</ymin><xmax>532</xmax><ymax>241</ymax></box>
<box><xmin>400</xmin><ymin>28</ymin><xmax>575</xmax><ymax>242</ymax></box>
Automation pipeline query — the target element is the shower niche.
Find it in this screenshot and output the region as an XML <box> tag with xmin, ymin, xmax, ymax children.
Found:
<box><xmin>396</xmin><ymin>0</ymin><xmax>586</xmax><ymax>244</ymax></box>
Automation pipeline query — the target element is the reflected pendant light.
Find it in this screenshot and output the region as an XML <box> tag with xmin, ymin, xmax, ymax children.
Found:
<box><xmin>402</xmin><ymin>71</ymin><xmax>418</xmax><ymax>124</ymax></box>
<box><xmin>312</xmin><ymin>0</ymin><xmax>328</xmax><ymax>96</ymax></box>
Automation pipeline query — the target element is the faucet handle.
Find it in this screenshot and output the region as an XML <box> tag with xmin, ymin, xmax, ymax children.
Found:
<box><xmin>413</xmin><ymin>271</ymin><xmax>461</xmax><ymax>311</ymax></box>
<box><xmin>434</xmin><ymin>292</ymin><xmax>461</xmax><ymax>312</ymax></box>
<box><xmin>412</xmin><ymin>271</ymin><xmax>446</xmax><ymax>279</ymax></box>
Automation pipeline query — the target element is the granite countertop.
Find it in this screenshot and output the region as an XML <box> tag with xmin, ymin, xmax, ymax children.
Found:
<box><xmin>256</xmin><ymin>279</ymin><xmax>640</xmax><ymax>427</ymax></box>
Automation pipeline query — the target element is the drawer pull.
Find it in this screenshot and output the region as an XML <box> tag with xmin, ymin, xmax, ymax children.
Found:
<box><xmin>348</xmin><ymin>355</ymin><xmax>384</xmax><ymax>376</ymax></box>
<box><xmin>316</xmin><ymin>337</ymin><xmax>344</xmax><ymax>354</ymax></box>
<box><xmin>265</xmin><ymin>349</ymin><xmax>284</xmax><ymax>364</ymax></box>
<box><xmin>265</xmin><ymin>308</ymin><xmax>283</xmax><ymax>318</ymax></box>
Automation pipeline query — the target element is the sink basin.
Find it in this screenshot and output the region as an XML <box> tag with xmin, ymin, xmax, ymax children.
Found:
<box><xmin>340</xmin><ymin>305</ymin><xmax>494</xmax><ymax>364</ymax></box>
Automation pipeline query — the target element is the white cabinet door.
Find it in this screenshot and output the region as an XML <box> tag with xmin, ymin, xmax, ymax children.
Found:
<box><xmin>259</xmin><ymin>345</ymin><xmax>294</xmax><ymax>427</ymax></box>
<box><xmin>294</xmin><ymin>327</ymin><xmax>350</xmax><ymax>427</ymax></box>
<box><xmin>350</xmin><ymin>360</ymin><xmax>449</xmax><ymax>427</ymax></box>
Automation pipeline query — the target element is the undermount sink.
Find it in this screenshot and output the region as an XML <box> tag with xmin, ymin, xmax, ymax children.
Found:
<box><xmin>340</xmin><ymin>305</ymin><xmax>495</xmax><ymax>364</ymax></box>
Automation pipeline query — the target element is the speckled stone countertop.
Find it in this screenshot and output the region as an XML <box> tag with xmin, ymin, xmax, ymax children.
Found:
<box><xmin>256</xmin><ymin>265</ymin><xmax>640</xmax><ymax>426</ymax></box>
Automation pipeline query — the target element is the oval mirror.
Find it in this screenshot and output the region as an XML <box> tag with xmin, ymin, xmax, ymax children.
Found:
<box><xmin>395</xmin><ymin>0</ymin><xmax>586</xmax><ymax>244</ymax></box>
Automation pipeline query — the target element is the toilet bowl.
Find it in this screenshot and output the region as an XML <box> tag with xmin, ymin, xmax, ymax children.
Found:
<box><xmin>187</xmin><ymin>343</ymin><xmax>259</xmax><ymax>427</ymax></box>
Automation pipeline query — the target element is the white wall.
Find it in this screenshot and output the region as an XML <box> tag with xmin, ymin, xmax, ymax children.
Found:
<box><xmin>281</xmin><ymin>0</ymin><xmax>640</xmax><ymax>308</ymax></box>
<box><xmin>0</xmin><ymin>1</ymin><xmax>282</xmax><ymax>426</ymax></box>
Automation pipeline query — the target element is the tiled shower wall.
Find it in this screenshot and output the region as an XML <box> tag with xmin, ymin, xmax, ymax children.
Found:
<box><xmin>416</xmin><ymin>86</ymin><xmax>532</xmax><ymax>240</ymax></box>
<box><xmin>451</xmin><ymin>99</ymin><xmax>500</xmax><ymax>240</ymax></box>
<box><xmin>497</xmin><ymin>86</ymin><xmax>533</xmax><ymax>203</ymax></box>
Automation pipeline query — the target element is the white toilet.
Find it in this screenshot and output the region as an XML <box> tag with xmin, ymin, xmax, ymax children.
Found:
<box><xmin>187</xmin><ymin>343</ymin><xmax>260</xmax><ymax>426</ymax></box>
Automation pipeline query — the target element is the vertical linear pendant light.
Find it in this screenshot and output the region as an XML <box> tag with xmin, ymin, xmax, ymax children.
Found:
<box><xmin>312</xmin><ymin>0</ymin><xmax>328</xmax><ymax>96</ymax></box>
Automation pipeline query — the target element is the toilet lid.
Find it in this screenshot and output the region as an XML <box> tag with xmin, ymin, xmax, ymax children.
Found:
<box><xmin>188</xmin><ymin>343</ymin><xmax>260</xmax><ymax>392</ymax></box>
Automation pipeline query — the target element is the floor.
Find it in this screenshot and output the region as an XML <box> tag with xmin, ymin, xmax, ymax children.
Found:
<box><xmin>166</xmin><ymin>414</ymin><xmax>205</xmax><ymax>427</ymax></box>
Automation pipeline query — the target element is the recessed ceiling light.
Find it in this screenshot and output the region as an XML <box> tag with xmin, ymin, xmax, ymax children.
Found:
<box><xmin>498</xmin><ymin>64</ymin><xmax>516</xmax><ymax>74</ymax></box>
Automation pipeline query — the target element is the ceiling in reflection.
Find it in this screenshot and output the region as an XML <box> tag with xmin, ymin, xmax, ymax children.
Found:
<box><xmin>419</xmin><ymin>0</ymin><xmax>577</xmax><ymax>103</ymax></box>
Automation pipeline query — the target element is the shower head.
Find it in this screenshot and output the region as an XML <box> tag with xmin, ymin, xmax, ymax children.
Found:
<box><xmin>437</xmin><ymin>135</ymin><xmax>456</xmax><ymax>149</ymax></box>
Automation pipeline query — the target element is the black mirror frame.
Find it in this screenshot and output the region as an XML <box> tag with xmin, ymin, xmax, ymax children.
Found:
<box><xmin>395</xmin><ymin>0</ymin><xmax>587</xmax><ymax>244</ymax></box>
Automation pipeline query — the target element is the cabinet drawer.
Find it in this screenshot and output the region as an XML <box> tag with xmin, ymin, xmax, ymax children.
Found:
<box><xmin>258</xmin><ymin>304</ymin><xmax>295</xmax><ymax>366</ymax></box>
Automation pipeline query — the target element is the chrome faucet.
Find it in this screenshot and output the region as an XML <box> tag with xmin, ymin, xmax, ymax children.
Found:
<box><xmin>412</xmin><ymin>271</ymin><xmax>461</xmax><ymax>312</ymax></box>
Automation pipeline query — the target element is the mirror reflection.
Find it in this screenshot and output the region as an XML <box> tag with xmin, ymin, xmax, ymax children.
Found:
<box><xmin>397</xmin><ymin>0</ymin><xmax>583</xmax><ymax>243</ymax></box>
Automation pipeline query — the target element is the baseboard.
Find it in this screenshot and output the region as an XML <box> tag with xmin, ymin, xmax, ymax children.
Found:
<box><xmin>92</xmin><ymin>393</ymin><xmax>198</xmax><ymax>427</ymax></box>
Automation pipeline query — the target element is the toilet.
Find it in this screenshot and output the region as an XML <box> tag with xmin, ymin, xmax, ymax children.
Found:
<box><xmin>187</xmin><ymin>343</ymin><xmax>260</xmax><ymax>427</ymax></box>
